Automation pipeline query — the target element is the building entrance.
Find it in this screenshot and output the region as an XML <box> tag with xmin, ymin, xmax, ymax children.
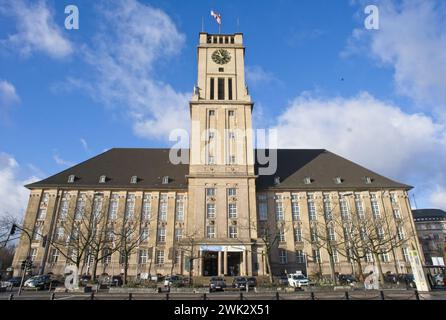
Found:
<box><xmin>227</xmin><ymin>252</ymin><xmax>242</xmax><ymax>276</ymax></box>
<box><xmin>203</xmin><ymin>251</ymin><xmax>218</xmax><ymax>276</ymax></box>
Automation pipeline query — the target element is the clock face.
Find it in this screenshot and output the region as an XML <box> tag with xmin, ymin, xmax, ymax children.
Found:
<box><xmin>212</xmin><ymin>49</ymin><xmax>231</xmax><ymax>65</ymax></box>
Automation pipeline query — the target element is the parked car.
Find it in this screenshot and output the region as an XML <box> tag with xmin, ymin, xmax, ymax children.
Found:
<box><xmin>277</xmin><ymin>275</ymin><xmax>289</xmax><ymax>285</ymax></box>
<box><xmin>232</xmin><ymin>277</ymin><xmax>247</xmax><ymax>289</ymax></box>
<box><xmin>23</xmin><ymin>274</ymin><xmax>59</xmax><ymax>290</ymax></box>
<box><xmin>4</xmin><ymin>276</ymin><xmax>22</xmax><ymax>287</ymax></box>
<box><xmin>79</xmin><ymin>275</ymin><xmax>92</xmax><ymax>286</ymax></box>
<box><xmin>384</xmin><ymin>272</ymin><xmax>398</xmax><ymax>284</ymax></box>
<box><xmin>164</xmin><ymin>275</ymin><xmax>184</xmax><ymax>287</ymax></box>
<box><xmin>111</xmin><ymin>275</ymin><xmax>123</xmax><ymax>287</ymax></box>
<box><xmin>398</xmin><ymin>274</ymin><xmax>416</xmax><ymax>288</ymax></box>
<box><xmin>246</xmin><ymin>277</ymin><xmax>257</xmax><ymax>288</ymax></box>
<box><xmin>338</xmin><ymin>274</ymin><xmax>357</xmax><ymax>286</ymax></box>
<box><xmin>209</xmin><ymin>277</ymin><xmax>226</xmax><ymax>292</ymax></box>
<box><xmin>287</xmin><ymin>273</ymin><xmax>310</xmax><ymax>288</ymax></box>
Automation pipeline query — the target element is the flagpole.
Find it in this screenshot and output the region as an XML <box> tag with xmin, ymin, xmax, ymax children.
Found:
<box><xmin>201</xmin><ymin>17</ymin><xmax>204</xmax><ymax>32</ymax></box>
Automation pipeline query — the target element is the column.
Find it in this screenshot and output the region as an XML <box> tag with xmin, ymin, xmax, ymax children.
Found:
<box><xmin>218</xmin><ymin>251</ymin><xmax>222</xmax><ymax>275</ymax></box>
<box><xmin>199</xmin><ymin>250</ymin><xmax>203</xmax><ymax>276</ymax></box>
<box><xmin>242</xmin><ymin>250</ymin><xmax>247</xmax><ymax>276</ymax></box>
<box><xmin>262</xmin><ymin>250</ymin><xmax>267</xmax><ymax>276</ymax></box>
<box><xmin>223</xmin><ymin>249</ymin><xmax>228</xmax><ymax>275</ymax></box>
<box><xmin>247</xmin><ymin>250</ymin><xmax>253</xmax><ymax>276</ymax></box>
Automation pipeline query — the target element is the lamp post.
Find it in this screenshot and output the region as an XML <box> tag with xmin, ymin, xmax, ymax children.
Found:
<box><xmin>14</xmin><ymin>225</ymin><xmax>33</xmax><ymax>296</ymax></box>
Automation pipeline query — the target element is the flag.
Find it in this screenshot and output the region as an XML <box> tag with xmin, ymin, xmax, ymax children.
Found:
<box><xmin>210</xmin><ymin>10</ymin><xmax>222</xmax><ymax>25</ymax></box>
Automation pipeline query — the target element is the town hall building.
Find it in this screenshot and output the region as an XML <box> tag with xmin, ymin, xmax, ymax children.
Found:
<box><xmin>12</xmin><ymin>32</ymin><xmax>423</xmax><ymax>281</ymax></box>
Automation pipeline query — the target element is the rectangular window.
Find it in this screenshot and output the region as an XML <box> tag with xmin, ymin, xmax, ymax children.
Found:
<box><xmin>159</xmin><ymin>194</ymin><xmax>168</xmax><ymax>221</ymax></box>
<box><xmin>365</xmin><ymin>251</ymin><xmax>374</xmax><ymax>263</ymax></box>
<box><xmin>371</xmin><ymin>195</ymin><xmax>381</xmax><ymax>218</ymax></box>
<box><xmin>308</xmin><ymin>194</ymin><xmax>316</xmax><ymax>221</ymax></box>
<box><xmin>33</xmin><ymin>225</ymin><xmax>42</xmax><ymax>241</ymax></box>
<box><xmin>279</xmin><ymin>250</ymin><xmax>287</xmax><ymax>264</ymax></box>
<box><xmin>142</xmin><ymin>194</ymin><xmax>151</xmax><ymax>221</ymax></box>
<box><xmin>207</xmin><ymin>203</ymin><xmax>216</xmax><ymax>219</ymax></box>
<box><xmin>377</xmin><ymin>227</ymin><xmax>385</xmax><ymax>240</ymax></box>
<box><xmin>228</xmin><ymin>203</ymin><xmax>237</xmax><ymax>219</ymax></box>
<box><xmin>332</xmin><ymin>249</ymin><xmax>339</xmax><ymax>263</ymax></box>
<box><xmin>393</xmin><ymin>208</ymin><xmax>401</xmax><ymax>219</ymax></box>
<box><xmin>402</xmin><ymin>247</ymin><xmax>410</xmax><ymax>263</ymax></box>
<box><xmin>229</xmin><ymin>226</ymin><xmax>237</xmax><ymax>238</ymax></box>
<box><xmin>312</xmin><ymin>249</ymin><xmax>321</xmax><ymax>263</ymax></box>
<box><xmin>311</xmin><ymin>228</ymin><xmax>318</xmax><ymax>242</ymax></box>
<box><xmin>30</xmin><ymin>248</ymin><xmax>38</xmax><ymax>262</ymax></box>
<box><xmin>206</xmin><ymin>188</ymin><xmax>216</xmax><ymax>197</ymax></box>
<box><xmin>158</xmin><ymin>228</ymin><xmax>166</xmax><ymax>242</ymax></box>
<box><xmin>210</xmin><ymin>78</ymin><xmax>214</xmax><ymax>100</ymax></box>
<box><xmin>259</xmin><ymin>202</ymin><xmax>268</xmax><ymax>221</ymax></box>
<box><xmin>296</xmin><ymin>250</ymin><xmax>305</xmax><ymax>263</ymax></box>
<box><xmin>380</xmin><ymin>251</ymin><xmax>389</xmax><ymax>263</ymax></box>
<box><xmin>397</xmin><ymin>226</ymin><xmax>405</xmax><ymax>240</ymax></box>
<box><xmin>37</xmin><ymin>208</ymin><xmax>46</xmax><ymax>220</ymax></box>
<box><xmin>229</xmin><ymin>155</ymin><xmax>236</xmax><ymax>164</ymax></box>
<box><xmin>340</xmin><ymin>198</ymin><xmax>350</xmax><ymax>220</ymax></box>
<box><xmin>92</xmin><ymin>195</ymin><xmax>103</xmax><ymax>220</ymax></box>
<box><xmin>279</xmin><ymin>228</ymin><xmax>285</xmax><ymax>242</ymax></box>
<box><xmin>141</xmin><ymin>228</ymin><xmax>149</xmax><ymax>242</ymax></box>
<box><xmin>207</xmin><ymin>225</ymin><xmax>215</xmax><ymax>239</ymax></box>
<box><xmin>328</xmin><ymin>226</ymin><xmax>336</xmax><ymax>241</ymax></box>
<box><xmin>125</xmin><ymin>193</ymin><xmax>135</xmax><ymax>219</ymax></box>
<box><xmin>155</xmin><ymin>250</ymin><xmax>164</xmax><ymax>265</ymax></box>
<box><xmin>138</xmin><ymin>250</ymin><xmax>148</xmax><ymax>264</ymax></box>
<box><xmin>292</xmin><ymin>202</ymin><xmax>300</xmax><ymax>220</ymax></box>
<box><xmin>56</xmin><ymin>226</ymin><xmax>64</xmax><ymax>241</ymax></box>
<box><xmin>228</xmin><ymin>78</ymin><xmax>233</xmax><ymax>100</ymax></box>
<box><xmin>275</xmin><ymin>201</ymin><xmax>284</xmax><ymax>221</ymax></box>
<box><xmin>294</xmin><ymin>226</ymin><xmax>302</xmax><ymax>242</ymax></box>
<box><xmin>59</xmin><ymin>193</ymin><xmax>69</xmax><ymax>220</ymax></box>
<box><xmin>218</xmin><ymin>78</ymin><xmax>225</xmax><ymax>100</ymax></box>
<box><xmin>103</xmin><ymin>249</ymin><xmax>111</xmax><ymax>265</ymax></box>
<box><xmin>355</xmin><ymin>195</ymin><xmax>365</xmax><ymax>219</ymax></box>
<box><xmin>108</xmin><ymin>194</ymin><xmax>119</xmax><ymax>220</ymax></box>
<box><xmin>74</xmin><ymin>194</ymin><xmax>86</xmax><ymax>220</ymax></box>
<box><xmin>49</xmin><ymin>248</ymin><xmax>59</xmax><ymax>263</ymax></box>
<box><xmin>176</xmin><ymin>195</ymin><xmax>184</xmax><ymax>221</ymax></box>
<box><xmin>323</xmin><ymin>196</ymin><xmax>332</xmax><ymax>220</ymax></box>
<box><xmin>228</xmin><ymin>188</ymin><xmax>237</xmax><ymax>196</ymax></box>
<box><xmin>175</xmin><ymin>228</ymin><xmax>183</xmax><ymax>241</ymax></box>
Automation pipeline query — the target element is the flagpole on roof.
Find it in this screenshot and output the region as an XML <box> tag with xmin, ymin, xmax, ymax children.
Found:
<box><xmin>201</xmin><ymin>16</ymin><xmax>204</xmax><ymax>32</ymax></box>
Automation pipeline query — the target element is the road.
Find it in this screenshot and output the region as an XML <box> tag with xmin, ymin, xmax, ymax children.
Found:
<box><xmin>1</xmin><ymin>287</ymin><xmax>446</xmax><ymax>300</ymax></box>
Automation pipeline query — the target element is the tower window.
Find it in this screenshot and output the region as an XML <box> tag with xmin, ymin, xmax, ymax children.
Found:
<box><xmin>225</xmin><ymin>36</ymin><xmax>229</xmax><ymax>44</ymax></box>
<box><xmin>219</xmin><ymin>37</ymin><xmax>223</xmax><ymax>44</ymax></box>
<box><xmin>228</xmin><ymin>78</ymin><xmax>233</xmax><ymax>100</ymax></box>
<box><xmin>210</xmin><ymin>78</ymin><xmax>215</xmax><ymax>100</ymax></box>
<box><xmin>209</xmin><ymin>110</ymin><xmax>215</xmax><ymax>116</ymax></box>
<box><xmin>218</xmin><ymin>78</ymin><xmax>225</xmax><ymax>100</ymax></box>
<box><xmin>228</xmin><ymin>110</ymin><xmax>235</xmax><ymax>117</ymax></box>
<box><xmin>231</xmin><ymin>37</ymin><xmax>234</xmax><ymax>44</ymax></box>
<box><xmin>218</xmin><ymin>67</ymin><xmax>224</xmax><ymax>72</ymax></box>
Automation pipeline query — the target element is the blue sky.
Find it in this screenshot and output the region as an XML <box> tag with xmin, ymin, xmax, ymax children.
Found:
<box><xmin>0</xmin><ymin>0</ymin><xmax>445</xmax><ymax>217</ymax></box>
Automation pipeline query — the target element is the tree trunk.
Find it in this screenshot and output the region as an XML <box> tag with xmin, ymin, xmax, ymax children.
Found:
<box><xmin>328</xmin><ymin>251</ymin><xmax>337</xmax><ymax>285</ymax></box>
<box><xmin>265</xmin><ymin>252</ymin><xmax>273</xmax><ymax>284</ymax></box>
<box><xmin>123</xmin><ymin>256</ymin><xmax>129</xmax><ymax>285</ymax></box>
<box><xmin>373</xmin><ymin>252</ymin><xmax>385</xmax><ymax>288</ymax></box>
<box><xmin>92</xmin><ymin>258</ymin><xmax>99</xmax><ymax>280</ymax></box>
<box><xmin>356</xmin><ymin>259</ymin><xmax>364</xmax><ymax>281</ymax></box>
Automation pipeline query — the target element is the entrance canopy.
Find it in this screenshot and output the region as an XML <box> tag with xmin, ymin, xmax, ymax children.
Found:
<box><xmin>200</xmin><ymin>245</ymin><xmax>246</xmax><ymax>252</ymax></box>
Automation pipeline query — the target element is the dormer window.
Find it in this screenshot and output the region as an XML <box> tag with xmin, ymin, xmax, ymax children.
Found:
<box><xmin>130</xmin><ymin>176</ymin><xmax>138</xmax><ymax>184</ymax></box>
<box><xmin>334</xmin><ymin>177</ymin><xmax>343</xmax><ymax>184</ymax></box>
<box><xmin>274</xmin><ymin>176</ymin><xmax>281</xmax><ymax>185</ymax></box>
<box><xmin>162</xmin><ymin>176</ymin><xmax>169</xmax><ymax>184</ymax></box>
<box><xmin>364</xmin><ymin>176</ymin><xmax>373</xmax><ymax>184</ymax></box>
<box><xmin>68</xmin><ymin>175</ymin><xmax>76</xmax><ymax>183</ymax></box>
<box><xmin>304</xmin><ymin>177</ymin><xmax>312</xmax><ymax>185</ymax></box>
<box><xmin>99</xmin><ymin>175</ymin><xmax>107</xmax><ymax>184</ymax></box>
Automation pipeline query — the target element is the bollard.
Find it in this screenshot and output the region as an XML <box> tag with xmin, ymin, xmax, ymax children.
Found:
<box><xmin>415</xmin><ymin>290</ymin><xmax>420</xmax><ymax>300</ymax></box>
<box><xmin>129</xmin><ymin>293</ymin><xmax>133</xmax><ymax>301</ymax></box>
<box><xmin>345</xmin><ymin>291</ymin><xmax>350</xmax><ymax>300</ymax></box>
<box><xmin>380</xmin><ymin>290</ymin><xmax>385</xmax><ymax>300</ymax></box>
<box><xmin>166</xmin><ymin>293</ymin><xmax>169</xmax><ymax>300</ymax></box>
<box><xmin>9</xmin><ymin>294</ymin><xmax>14</xmax><ymax>300</ymax></box>
<box><xmin>310</xmin><ymin>292</ymin><xmax>315</xmax><ymax>300</ymax></box>
<box><xmin>240</xmin><ymin>292</ymin><xmax>243</xmax><ymax>300</ymax></box>
<box><xmin>90</xmin><ymin>292</ymin><xmax>95</xmax><ymax>300</ymax></box>
<box><xmin>276</xmin><ymin>292</ymin><xmax>279</xmax><ymax>300</ymax></box>
<box><xmin>51</xmin><ymin>293</ymin><xmax>55</xmax><ymax>300</ymax></box>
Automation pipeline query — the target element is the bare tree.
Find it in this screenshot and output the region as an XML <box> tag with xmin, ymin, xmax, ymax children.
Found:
<box><xmin>176</xmin><ymin>229</ymin><xmax>203</xmax><ymax>285</ymax></box>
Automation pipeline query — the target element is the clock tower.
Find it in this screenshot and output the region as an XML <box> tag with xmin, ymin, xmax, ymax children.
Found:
<box><xmin>187</xmin><ymin>33</ymin><xmax>257</xmax><ymax>277</ymax></box>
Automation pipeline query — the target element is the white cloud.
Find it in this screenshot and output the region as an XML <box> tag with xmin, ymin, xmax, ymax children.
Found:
<box><xmin>70</xmin><ymin>0</ymin><xmax>189</xmax><ymax>140</ymax></box>
<box><xmin>429</xmin><ymin>186</ymin><xmax>446</xmax><ymax>211</ymax></box>
<box><xmin>0</xmin><ymin>80</ymin><xmax>20</xmax><ymax>111</ymax></box>
<box><xmin>80</xmin><ymin>138</ymin><xmax>90</xmax><ymax>153</ymax></box>
<box><xmin>0</xmin><ymin>153</ymin><xmax>39</xmax><ymax>219</ymax></box>
<box><xmin>246</xmin><ymin>65</ymin><xmax>276</xmax><ymax>86</ymax></box>
<box><xmin>53</xmin><ymin>154</ymin><xmax>73</xmax><ymax>167</ymax></box>
<box><xmin>344</xmin><ymin>1</ymin><xmax>446</xmax><ymax>116</ymax></box>
<box><xmin>0</xmin><ymin>0</ymin><xmax>72</xmax><ymax>58</ymax></box>
<box><xmin>272</xmin><ymin>92</ymin><xmax>446</xmax><ymax>208</ymax></box>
